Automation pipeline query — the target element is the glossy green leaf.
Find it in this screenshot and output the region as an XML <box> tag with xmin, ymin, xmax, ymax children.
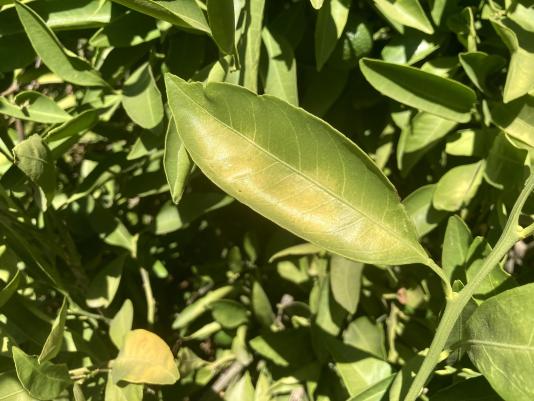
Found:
<box><xmin>343</xmin><ymin>316</ymin><xmax>386</xmax><ymax>359</ymax></box>
<box><xmin>13</xmin><ymin>347</ymin><xmax>71</xmax><ymax>400</ymax></box>
<box><xmin>432</xmin><ymin>161</ymin><xmax>485</xmax><ymax>211</ymax></box>
<box><xmin>15</xmin><ymin>1</ymin><xmax>107</xmax><ymax>87</ymax></box>
<box><xmin>243</xmin><ymin>0</ymin><xmax>265</xmax><ymax>91</ymax></box>
<box><xmin>403</xmin><ymin>184</ymin><xmax>448</xmax><ymax>238</ymax></box>
<box><xmin>252</xmin><ymin>281</ymin><xmax>275</xmax><ymax>328</ymax></box>
<box><xmin>44</xmin><ymin>109</ymin><xmax>99</xmax><ymax>144</ymax></box>
<box><xmin>122</xmin><ymin>63</ymin><xmax>164</xmax><ymax>131</ymax></box>
<box><xmin>484</xmin><ymin>134</ymin><xmax>528</xmax><ymax>189</ymax></box>
<box><xmin>0</xmin><ymin>91</ymin><xmax>70</xmax><ymax>124</ymax></box>
<box><xmin>13</xmin><ymin>134</ymin><xmax>56</xmax><ymax>198</ymax></box>
<box><xmin>112</xmin><ymin>329</ymin><xmax>180</xmax><ymax>385</ymax></box>
<box><xmin>164</xmin><ymin>118</ymin><xmax>193</xmax><ymax>204</ymax></box>
<box><xmin>442</xmin><ymin>215</ymin><xmax>471</xmax><ymax>281</ymax></box>
<box><xmin>360</xmin><ymin>58</ymin><xmax>476</xmax><ymax>122</ymax></box>
<box><xmin>86</xmin><ymin>254</ymin><xmax>126</xmax><ymax>309</ymax></box>
<box><xmin>316</xmin><ymin>275</ymin><xmax>346</xmax><ymax>335</ymax></box>
<box><xmin>0</xmin><ymin>269</ymin><xmax>22</xmax><ymax>309</ymax></box>
<box><xmin>491</xmin><ymin>16</ymin><xmax>534</xmax><ymax>103</ymax></box>
<box><xmin>90</xmin><ymin>10</ymin><xmax>160</xmax><ymax>48</ymax></box>
<box><xmin>315</xmin><ymin>0</ymin><xmax>352</xmax><ymax>70</ymax></box>
<box><xmin>207</xmin><ymin>0</ymin><xmax>235</xmax><ymax>55</ymax></box>
<box><xmin>262</xmin><ymin>26</ymin><xmax>299</xmax><ymax>106</ymax></box>
<box><xmin>330</xmin><ymin>255</ymin><xmax>362</xmax><ymax>314</ymax></box>
<box><xmin>459</xmin><ymin>52</ymin><xmax>506</xmax><ymax>95</ymax></box>
<box><xmin>110</xmin><ymin>299</ymin><xmax>134</xmax><ymax>349</ymax></box>
<box><xmin>210</xmin><ymin>299</ymin><xmax>248</xmax><ymax>329</ymax></box>
<box><xmin>445</xmin><ymin>128</ymin><xmax>496</xmax><ymax>157</ymax></box>
<box><xmin>465</xmin><ymin>283</ymin><xmax>534</xmax><ymax>401</ymax></box>
<box><xmin>0</xmin><ymin>371</ymin><xmax>37</xmax><ymax>401</ymax></box>
<box><xmin>105</xmin><ymin>371</ymin><xmax>143</xmax><ymax>401</ymax></box>
<box><xmin>172</xmin><ymin>285</ymin><xmax>234</xmax><ymax>329</ymax></box>
<box><xmin>374</xmin><ymin>0</ymin><xmax>434</xmax><ymax>34</ymax></box>
<box><xmin>491</xmin><ymin>96</ymin><xmax>534</xmax><ymax>148</ymax></box>
<box><xmin>381</xmin><ymin>31</ymin><xmax>441</xmax><ymax>65</ymax></box>
<box><xmin>39</xmin><ymin>297</ymin><xmax>68</xmax><ymax>363</ymax></box>
<box><xmin>110</xmin><ymin>0</ymin><xmax>210</xmax><ymax>33</ymax></box>
<box><xmin>165</xmin><ymin>75</ymin><xmax>429</xmax><ymax>266</ymax></box>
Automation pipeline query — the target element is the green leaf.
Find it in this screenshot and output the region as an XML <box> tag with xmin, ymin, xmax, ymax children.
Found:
<box><xmin>110</xmin><ymin>299</ymin><xmax>134</xmax><ymax>349</ymax></box>
<box><xmin>459</xmin><ymin>52</ymin><xmax>506</xmax><ymax>96</ymax></box>
<box><xmin>163</xmin><ymin>118</ymin><xmax>193</xmax><ymax>204</ymax></box>
<box><xmin>207</xmin><ymin>0</ymin><xmax>235</xmax><ymax>55</ymax></box>
<box><xmin>491</xmin><ymin>96</ymin><xmax>534</xmax><ymax>148</ymax></box>
<box><xmin>445</xmin><ymin>128</ymin><xmax>496</xmax><ymax>157</ymax></box>
<box><xmin>251</xmin><ymin>281</ymin><xmax>275</xmax><ymax>328</ymax></box>
<box><xmin>224</xmin><ymin>372</ymin><xmax>255</xmax><ymax>401</ymax></box>
<box><xmin>13</xmin><ymin>134</ymin><xmax>56</xmax><ymax>199</ymax></box>
<box><xmin>329</xmin><ymin>255</ymin><xmax>362</xmax><ymax>314</ymax></box>
<box><xmin>13</xmin><ymin>347</ymin><xmax>72</xmax><ymax>400</ymax></box>
<box><xmin>15</xmin><ymin>1</ymin><xmax>107</xmax><ymax>87</ymax></box>
<box><xmin>105</xmin><ymin>371</ymin><xmax>143</xmax><ymax>401</ymax></box>
<box><xmin>110</xmin><ymin>0</ymin><xmax>210</xmax><ymax>34</ymax></box>
<box><xmin>172</xmin><ymin>285</ymin><xmax>234</xmax><ymax>329</ymax></box>
<box><xmin>310</xmin><ymin>0</ymin><xmax>325</xmax><ymax>9</ymax></box>
<box><xmin>316</xmin><ymin>275</ymin><xmax>346</xmax><ymax>336</ymax></box>
<box><xmin>326</xmin><ymin>338</ymin><xmax>392</xmax><ymax>397</ymax></box>
<box><xmin>315</xmin><ymin>0</ymin><xmax>352</xmax><ymax>70</ymax></box>
<box><xmin>44</xmin><ymin>109</ymin><xmax>100</xmax><ymax>144</ymax></box>
<box><xmin>484</xmin><ymin>134</ymin><xmax>528</xmax><ymax>190</ymax></box>
<box><xmin>373</xmin><ymin>0</ymin><xmax>434</xmax><ymax>34</ymax></box>
<box><xmin>403</xmin><ymin>184</ymin><xmax>448</xmax><ymax>238</ymax></box>
<box><xmin>381</xmin><ymin>31</ymin><xmax>441</xmax><ymax>65</ymax></box>
<box><xmin>359</xmin><ymin>58</ymin><xmax>476</xmax><ymax>122</ymax></box>
<box><xmin>0</xmin><ymin>91</ymin><xmax>70</xmax><ymax>124</ymax></box>
<box><xmin>210</xmin><ymin>299</ymin><xmax>249</xmax><ymax>329</ymax></box>
<box><xmin>165</xmin><ymin>75</ymin><xmax>429</xmax><ymax>266</ymax></box>
<box><xmin>465</xmin><ymin>283</ymin><xmax>534</xmax><ymax>401</ymax></box>
<box><xmin>39</xmin><ymin>297</ymin><xmax>68</xmax><ymax>363</ymax></box>
<box><xmin>0</xmin><ymin>371</ymin><xmax>37</xmax><ymax>401</ymax></box>
<box><xmin>243</xmin><ymin>0</ymin><xmax>265</xmax><ymax>91</ymax></box>
<box><xmin>86</xmin><ymin>254</ymin><xmax>126</xmax><ymax>309</ymax></box>
<box><xmin>89</xmin><ymin>10</ymin><xmax>160</xmax><ymax>48</ymax></box>
<box><xmin>0</xmin><ymin>34</ymin><xmax>35</xmax><ymax>73</ymax></box>
<box><xmin>432</xmin><ymin>161</ymin><xmax>485</xmax><ymax>211</ymax></box>
<box><xmin>442</xmin><ymin>215</ymin><xmax>471</xmax><ymax>282</ymax></box>
<box><xmin>262</xmin><ymin>26</ymin><xmax>299</xmax><ymax>106</ymax></box>
<box><xmin>112</xmin><ymin>329</ymin><xmax>179</xmax><ymax>385</ymax></box>
<box><xmin>345</xmin><ymin>375</ymin><xmax>395</xmax><ymax>401</ymax></box>
<box><xmin>0</xmin><ymin>269</ymin><xmax>22</xmax><ymax>309</ymax></box>
<box><xmin>343</xmin><ymin>316</ymin><xmax>386</xmax><ymax>359</ymax></box>
<box><xmin>73</xmin><ymin>384</ymin><xmax>86</xmax><ymax>401</ymax></box>
<box><xmin>431</xmin><ymin>376</ymin><xmax>502</xmax><ymax>401</ymax></box>
<box><xmin>249</xmin><ymin>328</ymin><xmax>315</xmax><ymax>367</ymax></box>
<box><xmin>491</xmin><ymin>16</ymin><xmax>534</xmax><ymax>103</ymax></box>
<box><xmin>122</xmin><ymin>63</ymin><xmax>164</xmax><ymax>131</ymax></box>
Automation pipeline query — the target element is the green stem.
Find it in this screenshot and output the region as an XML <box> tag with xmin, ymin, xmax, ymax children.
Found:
<box><xmin>404</xmin><ymin>173</ymin><xmax>534</xmax><ymax>401</ymax></box>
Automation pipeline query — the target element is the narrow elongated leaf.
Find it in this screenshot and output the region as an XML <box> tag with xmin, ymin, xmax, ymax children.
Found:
<box><xmin>0</xmin><ymin>92</ymin><xmax>70</xmax><ymax>124</ymax></box>
<box><xmin>122</xmin><ymin>63</ymin><xmax>164</xmax><ymax>130</ymax></box>
<box><xmin>15</xmin><ymin>1</ymin><xmax>107</xmax><ymax>87</ymax></box>
<box><xmin>165</xmin><ymin>75</ymin><xmax>429</xmax><ymax>266</ymax></box>
<box><xmin>112</xmin><ymin>329</ymin><xmax>180</xmax><ymax>385</ymax></box>
<box><xmin>359</xmin><ymin>58</ymin><xmax>476</xmax><ymax>122</ymax></box>
<box><xmin>111</xmin><ymin>0</ymin><xmax>210</xmax><ymax>34</ymax></box>
<box><xmin>0</xmin><ymin>371</ymin><xmax>37</xmax><ymax>401</ymax></box>
<box><xmin>432</xmin><ymin>161</ymin><xmax>485</xmax><ymax>211</ymax></box>
<box><xmin>465</xmin><ymin>283</ymin><xmax>534</xmax><ymax>401</ymax></box>
<box><xmin>243</xmin><ymin>0</ymin><xmax>265</xmax><ymax>91</ymax></box>
<box><xmin>262</xmin><ymin>27</ymin><xmax>299</xmax><ymax>106</ymax></box>
<box><xmin>110</xmin><ymin>299</ymin><xmax>134</xmax><ymax>349</ymax></box>
<box><xmin>207</xmin><ymin>0</ymin><xmax>235</xmax><ymax>54</ymax></box>
<box><xmin>374</xmin><ymin>0</ymin><xmax>434</xmax><ymax>34</ymax></box>
<box><xmin>39</xmin><ymin>297</ymin><xmax>68</xmax><ymax>363</ymax></box>
<box><xmin>13</xmin><ymin>347</ymin><xmax>72</xmax><ymax>400</ymax></box>
<box><xmin>44</xmin><ymin>109</ymin><xmax>99</xmax><ymax>143</ymax></box>
<box><xmin>252</xmin><ymin>281</ymin><xmax>275</xmax><ymax>328</ymax></box>
<box><xmin>330</xmin><ymin>255</ymin><xmax>362</xmax><ymax>314</ymax></box>
<box><xmin>164</xmin><ymin>118</ymin><xmax>193</xmax><ymax>204</ymax></box>
<box><xmin>0</xmin><ymin>269</ymin><xmax>22</xmax><ymax>309</ymax></box>
<box><xmin>315</xmin><ymin>0</ymin><xmax>352</xmax><ymax>70</ymax></box>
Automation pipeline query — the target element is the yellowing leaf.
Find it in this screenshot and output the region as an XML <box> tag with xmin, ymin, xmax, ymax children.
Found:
<box><xmin>112</xmin><ymin>329</ymin><xmax>180</xmax><ymax>385</ymax></box>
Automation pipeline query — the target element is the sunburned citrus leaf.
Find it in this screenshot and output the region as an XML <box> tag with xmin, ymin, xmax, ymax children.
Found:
<box><xmin>15</xmin><ymin>1</ymin><xmax>107</xmax><ymax>87</ymax></box>
<box><xmin>39</xmin><ymin>297</ymin><xmax>68</xmax><ymax>363</ymax></box>
<box><xmin>0</xmin><ymin>91</ymin><xmax>70</xmax><ymax>124</ymax></box>
<box><xmin>13</xmin><ymin>347</ymin><xmax>72</xmax><ymax>400</ymax></box>
<box><xmin>110</xmin><ymin>0</ymin><xmax>210</xmax><ymax>34</ymax></box>
<box><xmin>465</xmin><ymin>283</ymin><xmax>534</xmax><ymax>401</ymax></box>
<box><xmin>112</xmin><ymin>329</ymin><xmax>180</xmax><ymax>385</ymax></box>
<box><xmin>165</xmin><ymin>75</ymin><xmax>430</xmax><ymax>266</ymax></box>
<box><xmin>359</xmin><ymin>58</ymin><xmax>476</xmax><ymax>122</ymax></box>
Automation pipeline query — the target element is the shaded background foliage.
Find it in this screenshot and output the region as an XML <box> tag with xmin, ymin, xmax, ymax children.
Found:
<box><xmin>0</xmin><ymin>0</ymin><xmax>533</xmax><ymax>400</ymax></box>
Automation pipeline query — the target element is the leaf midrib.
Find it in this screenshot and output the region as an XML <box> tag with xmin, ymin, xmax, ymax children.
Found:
<box><xmin>171</xmin><ymin>81</ymin><xmax>426</xmax><ymax>261</ymax></box>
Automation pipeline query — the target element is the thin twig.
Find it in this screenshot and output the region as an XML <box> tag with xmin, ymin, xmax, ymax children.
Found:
<box><xmin>140</xmin><ymin>266</ymin><xmax>155</xmax><ymax>326</ymax></box>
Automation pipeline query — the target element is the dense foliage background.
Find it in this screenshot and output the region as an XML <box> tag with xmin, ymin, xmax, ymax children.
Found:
<box><xmin>0</xmin><ymin>0</ymin><xmax>533</xmax><ymax>400</ymax></box>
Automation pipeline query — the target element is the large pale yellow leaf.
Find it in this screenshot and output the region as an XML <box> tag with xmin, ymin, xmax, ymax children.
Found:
<box><xmin>165</xmin><ymin>75</ymin><xmax>429</xmax><ymax>266</ymax></box>
<box><xmin>111</xmin><ymin>329</ymin><xmax>179</xmax><ymax>385</ymax></box>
